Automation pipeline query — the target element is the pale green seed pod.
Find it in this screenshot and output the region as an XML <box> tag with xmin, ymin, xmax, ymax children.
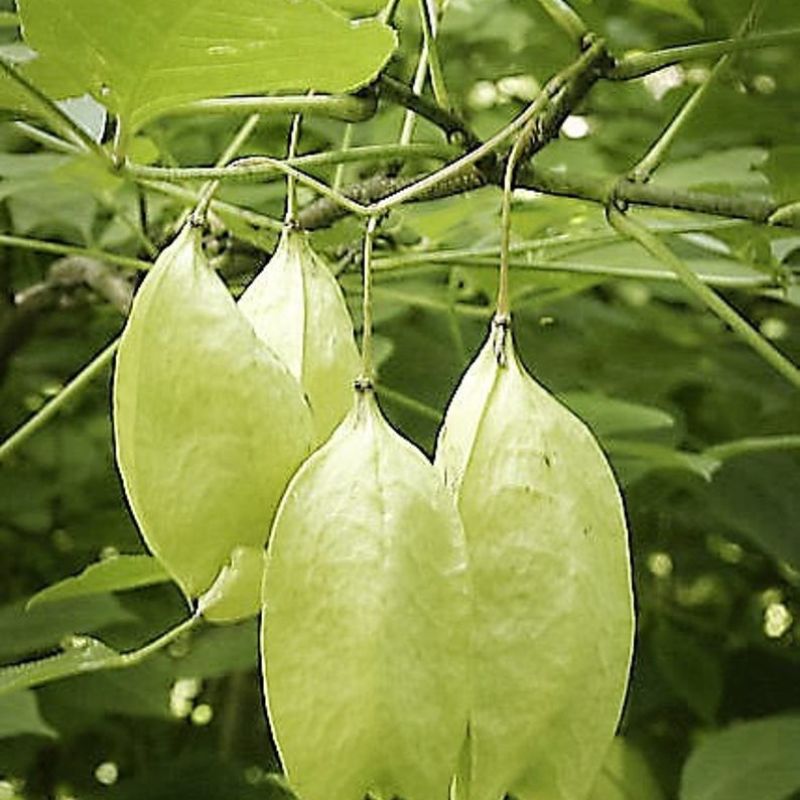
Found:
<box><xmin>113</xmin><ymin>225</ymin><xmax>314</xmax><ymax>610</ymax></box>
<box><xmin>262</xmin><ymin>391</ymin><xmax>470</xmax><ymax>800</ymax></box>
<box><xmin>435</xmin><ymin>319</ymin><xmax>635</xmax><ymax>800</ymax></box>
<box><xmin>238</xmin><ymin>228</ymin><xmax>360</xmax><ymax>444</ymax></box>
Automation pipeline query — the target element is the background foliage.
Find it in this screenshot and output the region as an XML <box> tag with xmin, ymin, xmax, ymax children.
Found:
<box><xmin>0</xmin><ymin>0</ymin><xmax>799</xmax><ymax>798</ymax></box>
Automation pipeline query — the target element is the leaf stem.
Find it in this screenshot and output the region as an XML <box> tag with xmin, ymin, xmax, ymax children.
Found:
<box><xmin>285</xmin><ymin>108</ymin><xmax>305</xmax><ymax>224</ymax></box>
<box><xmin>360</xmin><ymin>216</ymin><xmax>380</xmax><ymax>384</ymax></box>
<box><xmin>0</xmin><ymin>58</ymin><xmax>106</xmax><ymax>159</ymax></box>
<box><xmin>628</xmin><ymin>0</ymin><xmax>763</xmax><ymax>182</ymax></box>
<box><xmin>0</xmin><ymin>338</ymin><xmax>120</xmax><ymax>463</ymax></box>
<box><xmin>368</xmin><ymin>37</ymin><xmax>608</xmax><ymax>214</ymax></box>
<box><xmin>159</xmin><ymin>93</ymin><xmax>376</xmax><ymax>124</ymax></box>
<box><xmin>0</xmin><ymin>233</ymin><xmax>150</xmax><ymax>270</ymax></box>
<box><xmin>534</xmin><ymin>0</ymin><xmax>588</xmax><ymax>44</ymax></box>
<box><xmin>705</xmin><ymin>435</ymin><xmax>800</xmax><ymax>462</ymax></box>
<box><xmin>417</xmin><ymin>0</ymin><xmax>449</xmax><ymax>109</ymax></box>
<box><xmin>190</xmin><ymin>113</ymin><xmax>262</xmax><ymax>226</ymax></box>
<box><xmin>608</xmin><ymin>28</ymin><xmax>800</xmax><ymax>80</ymax></box>
<box><xmin>607</xmin><ymin>207</ymin><xmax>800</xmax><ymax>390</ymax></box>
<box><xmin>498</xmin><ymin>116</ymin><xmax>541</xmax><ymax>317</ymax></box>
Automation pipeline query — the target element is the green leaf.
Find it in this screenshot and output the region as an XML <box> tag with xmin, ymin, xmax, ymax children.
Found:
<box><xmin>17</xmin><ymin>0</ymin><xmax>397</xmax><ymax>140</ymax></box>
<box><xmin>0</xmin><ymin>690</ymin><xmax>57</xmax><ymax>739</ymax></box>
<box><xmin>759</xmin><ymin>146</ymin><xmax>800</xmax><ymax>205</ymax></box>
<box><xmin>652</xmin><ymin>622</ymin><xmax>722</xmax><ymax>722</ymax></box>
<box><xmin>0</xmin><ymin>637</ymin><xmax>121</xmax><ymax>697</ymax></box>
<box><xmin>0</xmin><ymin>596</ymin><xmax>135</xmax><ymax>661</ymax></box>
<box><xmin>629</xmin><ymin>0</ymin><xmax>703</xmax><ymax>29</ymax></box>
<box><xmin>705</xmin><ymin>453</ymin><xmax>800</xmax><ymax>570</ymax></box>
<box><xmin>588</xmin><ymin>738</ymin><xmax>664</xmax><ymax>800</ymax></box>
<box><xmin>27</xmin><ymin>555</ymin><xmax>170</xmax><ymax>609</ymax></box>
<box><xmin>680</xmin><ymin>715</ymin><xmax>800</xmax><ymax>800</ymax></box>
<box><xmin>560</xmin><ymin>392</ymin><xmax>675</xmax><ymax>438</ymax></box>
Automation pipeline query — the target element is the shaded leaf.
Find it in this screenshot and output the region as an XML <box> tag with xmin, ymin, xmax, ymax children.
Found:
<box><xmin>0</xmin><ymin>596</ymin><xmax>135</xmax><ymax>661</ymax></box>
<box><xmin>17</xmin><ymin>0</ymin><xmax>397</xmax><ymax>139</ymax></box>
<box><xmin>652</xmin><ymin>622</ymin><xmax>723</xmax><ymax>722</ymax></box>
<box><xmin>680</xmin><ymin>715</ymin><xmax>800</xmax><ymax>800</ymax></box>
<box><xmin>27</xmin><ymin>555</ymin><xmax>170</xmax><ymax>609</ymax></box>
<box><xmin>0</xmin><ymin>690</ymin><xmax>57</xmax><ymax>739</ymax></box>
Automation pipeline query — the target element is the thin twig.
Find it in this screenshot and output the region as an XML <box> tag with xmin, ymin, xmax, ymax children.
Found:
<box><xmin>607</xmin><ymin>207</ymin><xmax>800</xmax><ymax>390</ymax></box>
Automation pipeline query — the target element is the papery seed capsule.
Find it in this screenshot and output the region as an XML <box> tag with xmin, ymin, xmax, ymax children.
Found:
<box><xmin>113</xmin><ymin>225</ymin><xmax>313</xmax><ymax>610</ymax></box>
<box><xmin>262</xmin><ymin>390</ymin><xmax>470</xmax><ymax>800</ymax></box>
<box><xmin>239</xmin><ymin>228</ymin><xmax>360</xmax><ymax>444</ymax></box>
<box><xmin>435</xmin><ymin>318</ymin><xmax>635</xmax><ymax>800</ymax></box>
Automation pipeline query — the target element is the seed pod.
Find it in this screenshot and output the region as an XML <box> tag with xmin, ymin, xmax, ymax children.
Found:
<box><xmin>239</xmin><ymin>228</ymin><xmax>360</xmax><ymax>444</ymax></box>
<box><xmin>113</xmin><ymin>225</ymin><xmax>314</xmax><ymax>609</ymax></box>
<box><xmin>435</xmin><ymin>319</ymin><xmax>635</xmax><ymax>800</ymax></box>
<box><xmin>262</xmin><ymin>391</ymin><xmax>470</xmax><ymax>800</ymax></box>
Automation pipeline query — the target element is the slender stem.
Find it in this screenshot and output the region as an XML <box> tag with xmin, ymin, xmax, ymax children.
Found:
<box><xmin>399</xmin><ymin>33</ymin><xmax>431</xmax><ymax>145</ymax></box>
<box><xmin>159</xmin><ymin>93</ymin><xmax>376</xmax><ymax>124</ymax></box>
<box><xmin>521</xmin><ymin>165</ymin><xmax>792</xmax><ymax>228</ymax></box>
<box><xmin>0</xmin><ymin>233</ymin><xmax>149</xmax><ymax>270</ymax></box>
<box><xmin>13</xmin><ymin>121</ymin><xmax>81</xmax><ymax>155</ymax></box>
<box><xmin>498</xmin><ymin>116</ymin><xmax>540</xmax><ymax>316</ymax></box>
<box><xmin>534</xmin><ymin>0</ymin><xmax>588</xmax><ymax>44</ymax></box>
<box><xmin>705</xmin><ymin>435</ymin><xmax>800</xmax><ymax>462</ymax></box>
<box><xmin>333</xmin><ymin>124</ymin><xmax>354</xmax><ymax>190</ymax></box>
<box><xmin>360</xmin><ymin>217</ymin><xmax>380</xmax><ymax>383</ymax></box>
<box><xmin>0</xmin><ymin>338</ymin><xmax>120</xmax><ymax>463</ymax></box>
<box><xmin>138</xmin><ymin>179</ymin><xmax>284</xmax><ymax>233</ymax></box>
<box><xmin>117</xmin><ymin>614</ymin><xmax>201</xmax><ymax>667</ymax></box>
<box><xmin>0</xmin><ymin>58</ymin><xmax>106</xmax><ymax>159</ymax></box>
<box><xmin>368</xmin><ymin>38</ymin><xmax>607</xmax><ymax>214</ymax></box>
<box><xmin>380</xmin><ymin>74</ymin><xmax>479</xmax><ymax>147</ymax></box>
<box><xmin>285</xmin><ymin>109</ymin><xmax>305</xmax><ymax>224</ymax></box>
<box><xmin>375</xmin><ymin>383</ymin><xmax>441</xmax><ymax>421</ymax></box>
<box><xmin>608</xmin><ymin>28</ymin><xmax>800</xmax><ymax>80</ymax></box>
<box><xmin>0</xmin><ymin>11</ymin><xmax>19</xmax><ymax>26</ymax></box>
<box><xmin>191</xmin><ymin>113</ymin><xmax>261</xmax><ymax>226</ymax></box>
<box><xmin>131</xmin><ymin>157</ymin><xmax>370</xmax><ymax>219</ymax></box>
<box><xmin>607</xmin><ymin>207</ymin><xmax>800</xmax><ymax>390</ymax></box>
<box><xmin>127</xmin><ymin>144</ymin><xmax>455</xmax><ymax>184</ymax></box>
<box><xmin>417</xmin><ymin>0</ymin><xmax>449</xmax><ymax>109</ymax></box>
<box><xmin>629</xmin><ymin>0</ymin><xmax>763</xmax><ymax>182</ymax></box>
<box><xmin>380</xmin><ymin>0</ymin><xmax>402</xmax><ymax>25</ymax></box>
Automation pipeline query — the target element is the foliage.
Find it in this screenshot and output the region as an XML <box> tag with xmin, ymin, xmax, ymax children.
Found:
<box><xmin>0</xmin><ymin>0</ymin><xmax>799</xmax><ymax>799</ymax></box>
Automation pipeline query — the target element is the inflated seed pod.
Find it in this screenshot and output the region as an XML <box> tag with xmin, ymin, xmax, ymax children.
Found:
<box><xmin>113</xmin><ymin>225</ymin><xmax>314</xmax><ymax>609</ymax></box>
<box><xmin>435</xmin><ymin>318</ymin><xmax>634</xmax><ymax>800</ymax></box>
<box><xmin>238</xmin><ymin>228</ymin><xmax>360</xmax><ymax>444</ymax></box>
<box><xmin>262</xmin><ymin>390</ymin><xmax>470</xmax><ymax>800</ymax></box>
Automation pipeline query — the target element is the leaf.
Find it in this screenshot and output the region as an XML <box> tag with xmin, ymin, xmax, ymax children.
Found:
<box><xmin>680</xmin><ymin>715</ymin><xmax>800</xmax><ymax>800</ymax></box>
<box><xmin>629</xmin><ymin>0</ymin><xmax>704</xmax><ymax>28</ymax></box>
<box><xmin>0</xmin><ymin>637</ymin><xmax>121</xmax><ymax>698</ymax></box>
<box><xmin>17</xmin><ymin>0</ymin><xmax>397</xmax><ymax>140</ymax></box>
<box><xmin>27</xmin><ymin>555</ymin><xmax>170</xmax><ymax>609</ymax></box>
<box><xmin>759</xmin><ymin>146</ymin><xmax>800</xmax><ymax>205</ymax></box>
<box><xmin>262</xmin><ymin>392</ymin><xmax>470</xmax><ymax>800</ymax></box>
<box><xmin>0</xmin><ymin>690</ymin><xmax>57</xmax><ymax>739</ymax></box>
<box><xmin>560</xmin><ymin>392</ymin><xmax>675</xmax><ymax>438</ymax></box>
<box><xmin>0</xmin><ymin>596</ymin><xmax>135</xmax><ymax>661</ymax></box>
<box><xmin>704</xmin><ymin>453</ymin><xmax>800</xmax><ymax>570</ymax></box>
<box><xmin>588</xmin><ymin>738</ymin><xmax>664</xmax><ymax>800</ymax></box>
<box><xmin>652</xmin><ymin>622</ymin><xmax>723</xmax><ymax>722</ymax></box>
